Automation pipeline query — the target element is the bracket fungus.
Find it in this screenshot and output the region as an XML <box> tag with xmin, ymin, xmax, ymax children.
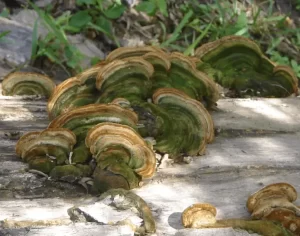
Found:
<box><xmin>16</xmin><ymin>128</ymin><xmax>76</xmax><ymax>173</ymax></box>
<box><xmin>195</xmin><ymin>35</ymin><xmax>298</xmax><ymax>98</ymax></box>
<box><xmin>167</xmin><ymin>53</ymin><xmax>220</xmax><ymax>107</ymax></box>
<box><xmin>86</xmin><ymin>122</ymin><xmax>156</xmax><ymax>192</ymax></box>
<box><xmin>49</xmin><ymin>104</ymin><xmax>138</xmax><ymax>138</ymax></box>
<box><xmin>105</xmin><ymin>46</ymin><xmax>164</xmax><ymax>61</ymax></box>
<box><xmin>182</xmin><ymin>203</ymin><xmax>293</xmax><ymax>235</ymax></box>
<box><xmin>47</xmin><ymin>66</ymin><xmax>103</xmax><ymax>120</ymax></box>
<box><xmin>104</xmin><ymin>46</ymin><xmax>220</xmax><ymax>108</ymax></box>
<box><xmin>2</xmin><ymin>72</ymin><xmax>55</xmax><ymax>97</ymax></box>
<box><xmin>182</xmin><ymin>203</ymin><xmax>217</xmax><ymax>228</ymax></box>
<box><xmin>47</xmin><ymin>77</ymin><xmax>82</xmax><ymax>120</ymax></box>
<box><xmin>151</xmin><ymin>88</ymin><xmax>214</xmax><ymax>156</ymax></box>
<box><xmin>95</xmin><ymin>58</ymin><xmax>154</xmax><ymax>103</ymax></box>
<box><xmin>49</xmin><ymin>103</ymin><xmax>139</xmax><ymax>164</ymax></box>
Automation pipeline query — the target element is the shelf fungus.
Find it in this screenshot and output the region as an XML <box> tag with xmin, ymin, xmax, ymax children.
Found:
<box><xmin>48</xmin><ymin>103</ymin><xmax>139</xmax><ymax>164</ymax></box>
<box><xmin>105</xmin><ymin>46</ymin><xmax>164</xmax><ymax>61</ymax></box>
<box><xmin>49</xmin><ymin>104</ymin><xmax>138</xmax><ymax>138</ymax></box>
<box><xmin>95</xmin><ymin>58</ymin><xmax>154</xmax><ymax>103</ymax></box>
<box><xmin>167</xmin><ymin>53</ymin><xmax>220</xmax><ymax>108</ymax></box>
<box><xmin>195</xmin><ymin>35</ymin><xmax>298</xmax><ymax>98</ymax></box>
<box><xmin>15</xmin><ymin>128</ymin><xmax>76</xmax><ymax>173</ymax></box>
<box><xmin>47</xmin><ymin>66</ymin><xmax>102</xmax><ymax>120</ymax></box>
<box><xmin>2</xmin><ymin>72</ymin><xmax>55</xmax><ymax>97</ymax></box>
<box><xmin>182</xmin><ymin>203</ymin><xmax>217</xmax><ymax>228</ymax></box>
<box><xmin>86</xmin><ymin>123</ymin><xmax>156</xmax><ymax>192</ymax></box>
<box><xmin>98</xmin><ymin>188</ymin><xmax>156</xmax><ymax>234</ymax></box>
<box><xmin>151</xmin><ymin>88</ymin><xmax>214</xmax><ymax>157</ymax></box>
<box><xmin>247</xmin><ymin>183</ymin><xmax>300</xmax><ymax>234</ymax></box>
<box><xmin>182</xmin><ymin>203</ymin><xmax>293</xmax><ymax>235</ymax></box>
<box><xmin>105</xmin><ymin>47</ymin><xmax>219</xmax><ymax>108</ymax></box>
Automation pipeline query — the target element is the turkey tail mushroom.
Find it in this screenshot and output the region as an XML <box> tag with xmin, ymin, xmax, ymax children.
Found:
<box><xmin>47</xmin><ymin>65</ymin><xmax>104</xmax><ymax>120</ymax></box>
<box><xmin>105</xmin><ymin>46</ymin><xmax>164</xmax><ymax>61</ymax></box>
<box><xmin>195</xmin><ymin>35</ymin><xmax>298</xmax><ymax>98</ymax></box>
<box><xmin>85</xmin><ymin>122</ymin><xmax>156</xmax><ymax>192</ymax></box>
<box><xmin>95</xmin><ymin>58</ymin><xmax>154</xmax><ymax>103</ymax></box>
<box><xmin>15</xmin><ymin>128</ymin><xmax>76</xmax><ymax>173</ymax></box>
<box><xmin>151</xmin><ymin>88</ymin><xmax>214</xmax><ymax>157</ymax></box>
<box><xmin>2</xmin><ymin>72</ymin><xmax>55</xmax><ymax>97</ymax></box>
<box><xmin>48</xmin><ymin>103</ymin><xmax>139</xmax><ymax>164</ymax></box>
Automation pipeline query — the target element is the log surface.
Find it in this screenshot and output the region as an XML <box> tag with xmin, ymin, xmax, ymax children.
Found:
<box><xmin>0</xmin><ymin>94</ymin><xmax>299</xmax><ymax>235</ymax></box>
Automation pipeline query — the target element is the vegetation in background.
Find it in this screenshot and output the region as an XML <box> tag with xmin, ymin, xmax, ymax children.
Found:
<box><xmin>27</xmin><ymin>0</ymin><xmax>300</xmax><ymax>79</ymax></box>
<box><xmin>135</xmin><ymin>0</ymin><xmax>168</xmax><ymax>17</ymax></box>
<box><xmin>0</xmin><ymin>30</ymin><xmax>10</xmax><ymax>41</ymax></box>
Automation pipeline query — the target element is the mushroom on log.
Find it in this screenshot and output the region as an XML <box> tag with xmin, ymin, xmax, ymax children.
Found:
<box><xmin>2</xmin><ymin>72</ymin><xmax>55</xmax><ymax>97</ymax></box>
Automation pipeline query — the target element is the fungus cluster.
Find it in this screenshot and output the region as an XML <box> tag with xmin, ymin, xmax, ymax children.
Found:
<box><xmin>195</xmin><ymin>36</ymin><xmax>298</xmax><ymax>97</ymax></box>
<box><xmin>13</xmin><ymin>36</ymin><xmax>298</xmax><ymax>195</ymax></box>
<box><xmin>182</xmin><ymin>183</ymin><xmax>300</xmax><ymax>235</ymax></box>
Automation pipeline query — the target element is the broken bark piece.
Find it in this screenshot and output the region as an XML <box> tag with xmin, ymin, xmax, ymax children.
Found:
<box><xmin>98</xmin><ymin>188</ymin><xmax>156</xmax><ymax>234</ymax></box>
<box><xmin>247</xmin><ymin>182</ymin><xmax>300</xmax><ymax>219</ymax></box>
<box><xmin>2</xmin><ymin>72</ymin><xmax>55</xmax><ymax>97</ymax></box>
<box><xmin>182</xmin><ymin>203</ymin><xmax>293</xmax><ymax>235</ymax></box>
<box><xmin>264</xmin><ymin>208</ymin><xmax>300</xmax><ymax>235</ymax></box>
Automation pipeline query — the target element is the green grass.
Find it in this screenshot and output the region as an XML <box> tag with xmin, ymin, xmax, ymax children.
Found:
<box><xmin>27</xmin><ymin>0</ymin><xmax>300</xmax><ymax>79</ymax></box>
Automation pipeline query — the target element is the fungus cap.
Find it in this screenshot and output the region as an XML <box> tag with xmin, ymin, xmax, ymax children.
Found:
<box><xmin>15</xmin><ymin>128</ymin><xmax>76</xmax><ymax>166</ymax></box>
<box><xmin>106</xmin><ymin>46</ymin><xmax>164</xmax><ymax>61</ymax></box>
<box><xmin>182</xmin><ymin>203</ymin><xmax>217</xmax><ymax>228</ymax></box>
<box><xmin>2</xmin><ymin>72</ymin><xmax>55</xmax><ymax>97</ymax></box>
<box><xmin>96</xmin><ymin>58</ymin><xmax>154</xmax><ymax>90</ymax></box>
<box><xmin>48</xmin><ymin>104</ymin><xmax>138</xmax><ymax>130</ymax></box>
<box><xmin>86</xmin><ymin>122</ymin><xmax>156</xmax><ymax>178</ymax></box>
<box><xmin>47</xmin><ymin>77</ymin><xmax>81</xmax><ymax>119</ymax></box>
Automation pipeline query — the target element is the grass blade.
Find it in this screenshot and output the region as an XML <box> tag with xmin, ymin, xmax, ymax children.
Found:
<box><xmin>161</xmin><ymin>9</ymin><xmax>193</xmax><ymax>47</ymax></box>
<box><xmin>184</xmin><ymin>22</ymin><xmax>212</xmax><ymax>55</ymax></box>
<box><xmin>0</xmin><ymin>30</ymin><xmax>10</xmax><ymax>40</ymax></box>
<box><xmin>31</xmin><ymin>19</ymin><xmax>39</xmax><ymax>60</ymax></box>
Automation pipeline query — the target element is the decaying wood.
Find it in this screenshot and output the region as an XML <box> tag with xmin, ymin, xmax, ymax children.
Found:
<box><xmin>0</xmin><ymin>93</ymin><xmax>300</xmax><ymax>235</ymax></box>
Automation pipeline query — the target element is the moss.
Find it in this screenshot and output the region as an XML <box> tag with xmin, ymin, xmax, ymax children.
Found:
<box><xmin>92</xmin><ymin>167</ymin><xmax>130</xmax><ymax>193</ymax></box>
<box><xmin>76</xmin><ymin>164</ymin><xmax>92</xmax><ymax>176</ymax></box>
<box><xmin>28</xmin><ymin>157</ymin><xmax>56</xmax><ymax>174</ymax></box>
<box><xmin>72</xmin><ymin>143</ymin><xmax>91</xmax><ymax>163</ymax></box>
<box><xmin>49</xmin><ymin>165</ymin><xmax>83</xmax><ymax>179</ymax></box>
